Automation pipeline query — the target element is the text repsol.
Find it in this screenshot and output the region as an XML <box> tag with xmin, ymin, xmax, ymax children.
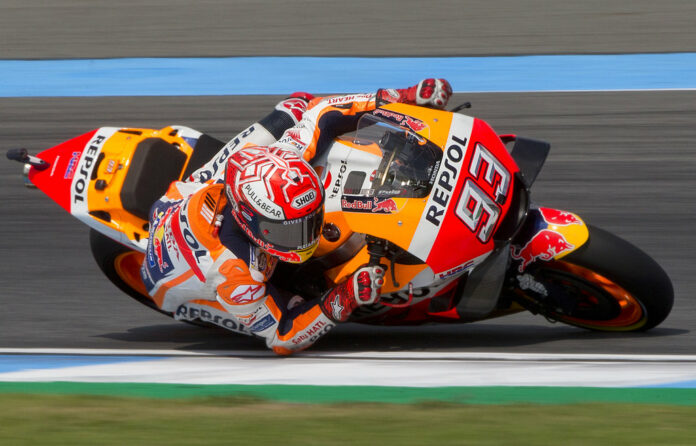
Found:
<box><xmin>73</xmin><ymin>135</ymin><xmax>106</xmax><ymax>203</ymax></box>
<box><xmin>426</xmin><ymin>135</ymin><xmax>467</xmax><ymax>226</ymax></box>
<box><xmin>329</xmin><ymin>160</ymin><xmax>347</xmax><ymax>198</ymax></box>
<box><xmin>196</xmin><ymin>126</ymin><xmax>254</xmax><ymax>182</ymax></box>
<box><xmin>179</xmin><ymin>201</ymin><xmax>207</xmax><ymax>263</ymax></box>
<box><xmin>176</xmin><ymin>305</ymin><xmax>248</xmax><ymax>334</ymax></box>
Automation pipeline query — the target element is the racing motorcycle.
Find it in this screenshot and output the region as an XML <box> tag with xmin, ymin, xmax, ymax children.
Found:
<box><xmin>6</xmin><ymin>101</ymin><xmax>674</xmax><ymax>336</ymax></box>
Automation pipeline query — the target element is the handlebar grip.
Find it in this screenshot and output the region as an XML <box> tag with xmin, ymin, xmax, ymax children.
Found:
<box><xmin>366</xmin><ymin>236</ymin><xmax>388</xmax><ymax>267</ymax></box>
<box><xmin>6</xmin><ymin>148</ymin><xmax>29</xmax><ymax>162</ymax></box>
<box><xmin>368</xmin><ymin>252</ymin><xmax>383</xmax><ymax>266</ymax></box>
<box><xmin>6</xmin><ymin>148</ymin><xmax>50</xmax><ymax>171</ymax></box>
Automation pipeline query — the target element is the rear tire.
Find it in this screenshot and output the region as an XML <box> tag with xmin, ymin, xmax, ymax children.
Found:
<box><xmin>90</xmin><ymin>230</ymin><xmax>219</xmax><ymax>328</ymax></box>
<box><xmin>516</xmin><ymin>225</ymin><xmax>673</xmax><ymax>331</ymax></box>
<box><xmin>89</xmin><ymin>229</ymin><xmax>173</xmax><ymax>317</ymax></box>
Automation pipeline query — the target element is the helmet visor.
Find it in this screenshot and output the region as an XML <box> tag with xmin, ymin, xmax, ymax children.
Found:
<box><xmin>258</xmin><ymin>207</ymin><xmax>324</xmax><ymax>251</ymax></box>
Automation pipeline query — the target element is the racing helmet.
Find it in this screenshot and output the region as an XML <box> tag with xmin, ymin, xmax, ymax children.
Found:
<box><xmin>224</xmin><ymin>146</ymin><xmax>324</xmax><ymax>263</ymax></box>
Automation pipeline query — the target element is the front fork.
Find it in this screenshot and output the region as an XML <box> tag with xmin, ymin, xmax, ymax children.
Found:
<box><xmin>506</xmin><ymin>206</ymin><xmax>590</xmax><ymax>313</ymax></box>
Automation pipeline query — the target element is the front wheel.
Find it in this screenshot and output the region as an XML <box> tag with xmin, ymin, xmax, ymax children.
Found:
<box><xmin>512</xmin><ymin>225</ymin><xmax>673</xmax><ymax>331</ymax></box>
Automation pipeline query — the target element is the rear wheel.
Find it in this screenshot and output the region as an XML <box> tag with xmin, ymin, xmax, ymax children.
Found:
<box><xmin>513</xmin><ymin>225</ymin><xmax>673</xmax><ymax>331</ymax></box>
<box><xmin>89</xmin><ymin>229</ymin><xmax>173</xmax><ymax>317</ymax></box>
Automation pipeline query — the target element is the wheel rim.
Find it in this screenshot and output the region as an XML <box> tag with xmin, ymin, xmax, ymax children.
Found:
<box><xmin>535</xmin><ymin>261</ymin><xmax>647</xmax><ymax>331</ymax></box>
<box><xmin>113</xmin><ymin>251</ymin><xmax>149</xmax><ymax>297</ymax></box>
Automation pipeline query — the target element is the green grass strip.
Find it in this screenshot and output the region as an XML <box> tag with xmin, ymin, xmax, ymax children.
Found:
<box><xmin>1</xmin><ymin>381</ymin><xmax>695</xmax><ymax>405</ymax></box>
<box><xmin>3</xmin><ymin>394</ymin><xmax>696</xmax><ymax>445</ymax></box>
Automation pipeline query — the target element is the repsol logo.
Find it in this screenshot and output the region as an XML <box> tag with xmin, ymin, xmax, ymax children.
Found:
<box><xmin>178</xmin><ymin>201</ymin><xmax>207</xmax><ymax>263</ymax></box>
<box><xmin>196</xmin><ymin>126</ymin><xmax>255</xmax><ymax>182</ymax></box>
<box><xmin>425</xmin><ymin>135</ymin><xmax>467</xmax><ymax>226</ymax></box>
<box><xmin>72</xmin><ymin>134</ymin><xmax>106</xmax><ymax>203</ymax></box>
<box><xmin>176</xmin><ymin>305</ymin><xmax>249</xmax><ymax>334</ymax></box>
<box><xmin>329</xmin><ymin>160</ymin><xmax>348</xmax><ymax>199</ymax></box>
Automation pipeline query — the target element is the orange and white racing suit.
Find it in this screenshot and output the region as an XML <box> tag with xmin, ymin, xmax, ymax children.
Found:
<box><xmin>141</xmin><ymin>93</ymin><xmax>386</xmax><ymax>354</ymax></box>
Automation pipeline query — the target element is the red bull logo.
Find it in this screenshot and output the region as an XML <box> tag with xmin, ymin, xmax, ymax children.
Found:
<box><xmin>372</xmin><ymin>198</ymin><xmax>397</xmax><ymax>213</ymax></box>
<box><xmin>403</xmin><ymin>116</ymin><xmax>427</xmax><ymax>132</ymax></box>
<box><xmin>152</xmin><ymin>235</ymin><xmax>169</xmax><ymax>273</ymax></box>
<box><xmin>372</xmin><ymin>109</ymin><xmax>428</xmax><ymax>133</ymax></box>
<box><xmin>539</xmin><ymin>207</ymin><xmax>582</xmax><ymax>226</ymax></box>
<box><xmin>511</xmin><ymin>229</ymin><xmax>575</xmax><ymax>272</ymax></box>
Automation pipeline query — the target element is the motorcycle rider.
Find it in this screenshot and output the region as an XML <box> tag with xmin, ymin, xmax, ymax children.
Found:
<box><xmin>140</xmin><ymin>79</ymin><xmax>453</xmax><ymax>354</ymax></box>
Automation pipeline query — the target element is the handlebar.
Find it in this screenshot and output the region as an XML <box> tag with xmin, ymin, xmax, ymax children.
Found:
<box><xmin>366</xmin><ymin>236</ymin><xmax>388</xmax><ymax>267</ymax></box>
<box><xmin>6</xmin><ymin>148</ymin><xmax>50</xmax><ymax>171</ymax></box>
<box><xmin>450</xmin><ymin>102</ymin><xmax>472</xmax><ymax>113</ymax></box>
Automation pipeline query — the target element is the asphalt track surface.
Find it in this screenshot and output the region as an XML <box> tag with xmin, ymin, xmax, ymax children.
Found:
<box><xmin>1</xmin><ymin>1</ymin><xmax>695</xmax><ymax>355</ymax></box>
<box><xmin>2</xmin><ymin>0</ymin><xmax>696</xmax><ymax>58</ymax></box>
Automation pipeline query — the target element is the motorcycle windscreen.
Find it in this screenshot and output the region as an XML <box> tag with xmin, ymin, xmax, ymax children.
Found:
<box><xmin>333</xmin><ymin>114</ymin><xmax>448</xmax><ymax>265</ymax></box>
<box><xmin>353</xmin><ymin>115</ymin><xmax>442</xmax><ymax>199</ymax></box>
<box><xmin>337</xmin><ymin>110</ymin><xmax>521</xmax><ymax>276</ymax></box>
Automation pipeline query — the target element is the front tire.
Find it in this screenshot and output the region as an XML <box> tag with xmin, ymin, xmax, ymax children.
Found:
<box><xmin>514</xmin><ymin>225</ymin><xmax>673</xmax><ymax>331</ymax></box>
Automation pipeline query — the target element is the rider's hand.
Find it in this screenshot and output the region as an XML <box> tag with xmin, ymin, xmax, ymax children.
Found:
<box><xmin>320</xmin><ymin>265</ymin><xmax>386</xmax><ymax>322</ymax></box>
<box><xmin>353</xmin><ymin>265</ymin><xmax>386</xmax><ymax>305</ymax></box>
<box><xmin>413</xmin><ymin>78</ymin><xmax>453</xmax><ymax>109</ymax></box>
<box><xmin>377</xmin><ymin>78</ymin><xmax>453</xmax><ymax>110</ymax></box>
<box><xmin>288</xmin><ymin>91</ymin><xmax>315</xmax><ymax>103</ymax></box>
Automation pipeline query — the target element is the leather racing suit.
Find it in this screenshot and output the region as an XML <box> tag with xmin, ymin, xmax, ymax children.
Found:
<box><xmin>141</xmin><ymin>82</ymin><xmax>451</xmax><ymax>354</ymax></box>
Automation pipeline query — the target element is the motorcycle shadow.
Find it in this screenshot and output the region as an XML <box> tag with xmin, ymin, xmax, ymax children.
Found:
<box><xmin>310</xmin><ymin>323</ymin><xmax>688</xmax><ymax>353</ymax></box>
<box><xmin>97</xmin><ymin>321</ymin><xmax>688</xmax><ymax>354</ymax></box>
<box><xmin>98</xmin><ymin>323</ymin><xmax>260</xmax><ymax>351</ymax></box>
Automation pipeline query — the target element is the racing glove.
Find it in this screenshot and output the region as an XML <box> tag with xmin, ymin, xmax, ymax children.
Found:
<box><xmin>320</xmin><ymin>266</ymin><xmax>386</xmax><ymax>322</ymax></box>
<box><xmin>258</xmin><ymin>91</ymin><xmax>316</xmax><ymax>141</ymax></box>
<box><xmin>377</xmin><ymin>78</ymin><xmax>453</xmax><ymax>109</ymax></box>
<box><xmin>288</xmin><ymin>91</ymin><xmax>315</xmax><ymax>103</ymax></box>
<box><xmin>274</xmin><ymin>93</ymin><xmax>313</xmax><ymax>125</ymax></box>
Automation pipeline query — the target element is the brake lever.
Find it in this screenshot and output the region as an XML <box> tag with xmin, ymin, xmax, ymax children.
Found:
<box><xmin>450</xmin><ymin>102</ymin><xmax>472</xmax><ymax>113</ymax></box>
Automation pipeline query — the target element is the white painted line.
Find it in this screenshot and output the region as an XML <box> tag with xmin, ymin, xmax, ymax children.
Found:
<box><xmin>1</xmin><ymin>355</ymin><xmax>696</xmax><ymax>387</ymax></box>
<box><xmin>0</xmin><ymin>348</ymin><xmax>272</xmax><ymax>357</ymax></box>
<box><xmin>3</xmin><ymin>348</ymin><xmax>696</xmax><ymax>362</ymax></box>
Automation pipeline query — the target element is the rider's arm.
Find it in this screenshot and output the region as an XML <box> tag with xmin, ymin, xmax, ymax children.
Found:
<box><xmin>214</xmin><ymin>257</ymin><xmax>384</xmax><ymax>355</ymax></box>
<box><xmin>214</xmin><ymin>258</ymin><xmax>336</xmax><ymax>354</ymax></box>
<box><xmin>275</xmin><ymin>93</ymin><xmax>377</xmax><ymax>162</ymax></box>
<box><xmin>274</xmin><ymin>79</ymin><xmax>453</xmax><ymax>162</ymax></box>
<box><xmin>185</xmin><ymin>95</ymin><xmax>312</xmax><ymax>183</ymax></box>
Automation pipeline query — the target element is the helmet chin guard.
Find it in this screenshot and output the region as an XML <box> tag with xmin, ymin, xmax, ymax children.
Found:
<box><xmin>225</xmin><ymin>146</ymin><xmax>324</xmax><ymax>263</ymax></box>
